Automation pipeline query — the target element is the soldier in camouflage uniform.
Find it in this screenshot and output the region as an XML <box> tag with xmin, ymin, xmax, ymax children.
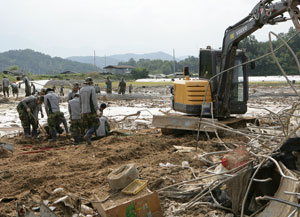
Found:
<box><xmin>2</xmin><ymin>76</ymin><xmax>10</xmax><ymax>97</ymax></box>
<box><xmin>80</xmin><ymin>77</ymin><xmax>100</xmax><ymax>145</ymax></box>
<box><xmin>118</xmin><ymin>78</ymin><xmax>126</xmax><ymax>95</ymax></box>
<box><xmin>17</xmin><ymin>95</ymin><xmax>43</xmax><ymax>138</ymax></box>
<box><xmin>44</xmin><ymin>88</ymin><xmax>69</xmax><ymax>142</ymax></box>
<box><xmin>11</xmin><ymin>82</ymin><xmax>19</xmax><ymax>99</ymax></box>
<box><xmin>105</xmin><ymin>77</ymin><xmax>112</xmax><ymax>94</ymax></box>
<box><xmin>31</xmin><ymin>83</ymin><xmax>36</xmax><ymax>95</ymax></box>
<box><xmin>68</xmin><ymin>83</ymin><xmax>80</xmax><ymax>101</ymax></box>
<box><xmin>19</xmin><ymin>75</ymin><xmax>31</xmax><ymax>97</ymax></box>
<box><xmin>68</xmin><ymin>94</ymin><xmax>83</xmax><ymax>144</ymax></box>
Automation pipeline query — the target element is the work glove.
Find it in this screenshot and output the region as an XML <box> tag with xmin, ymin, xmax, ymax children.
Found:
<box><xmin>26</xmin><ymin>108</ymin><xmax>31</xmax><ymax>113</ymax></box>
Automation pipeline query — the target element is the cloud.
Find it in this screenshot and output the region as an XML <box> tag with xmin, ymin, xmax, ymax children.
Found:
<box><xmin>0</xmin><ymin>0</ymin><xmax>294</xmax><ymax>57</ymax></box>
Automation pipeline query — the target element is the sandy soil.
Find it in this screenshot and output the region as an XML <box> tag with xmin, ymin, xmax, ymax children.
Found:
<box><xmin>0</xmin><ymin>83</ymin><xmax>298</xmax><ymax>216</ymax></box>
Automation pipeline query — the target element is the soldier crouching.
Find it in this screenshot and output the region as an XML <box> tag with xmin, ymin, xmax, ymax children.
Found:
<box><xmin>17</xmin><ymin>95</ymin><xmax>43</xmax><ymax>138</ymax></box>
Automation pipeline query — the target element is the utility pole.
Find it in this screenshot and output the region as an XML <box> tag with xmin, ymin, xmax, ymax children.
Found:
<box><xmin>94</xmin><ymin>50</ymin><xmax>96</xmax><ymax>71</ymax></box>
<box><xmin>173</xmin><ymin>49</ymin><xmax>176</xmax><ymax>74</ymax></box>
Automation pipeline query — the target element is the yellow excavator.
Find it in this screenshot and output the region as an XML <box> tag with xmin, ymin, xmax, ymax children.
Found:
<box><xmin>153</xmin><ymin>0</ymin><xmax>300</xmax><ymax>131</ymax></box>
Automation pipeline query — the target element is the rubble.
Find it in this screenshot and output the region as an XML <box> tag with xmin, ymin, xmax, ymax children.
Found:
<box><xmin>2</xmin><ymin>83</ymin><xmax>300</xmax><ymax>216</ymax></box>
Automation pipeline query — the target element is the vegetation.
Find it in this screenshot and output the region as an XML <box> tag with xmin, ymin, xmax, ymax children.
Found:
<box><xmin>239</xmin><ymin>27</ymin><xmax>300</xmax><ymax>76</ymax></box>
<box><xmin>0</xmin><ymin>49</ymin><xmax>98</xmax><ymax>74</ymax></box>
<box><xmin>7</xmin><ymin>65</ymin><xmax>19</xmax><ymax>71</ymax></box>
<box><xmin>119</xmin><ymin>28</ymin><xmax>300</xmax><ymax>76</ymax></box>
<box><xmin>119</xmin><ymin>56</ymin><xmax>198</xmax><ymax>75</ymax></box>
<box><xmin>1</xmin><ymin>28</ymin><xmax>299</xmax><ymax>78</ymax></box>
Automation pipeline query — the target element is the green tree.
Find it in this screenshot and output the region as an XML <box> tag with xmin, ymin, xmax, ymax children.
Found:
<box><xmin>131</xmin><ymin>67</ymin><xmax>149</xmax><ymax>79</ymax></box>
<box><xmin>7</xmin><ymin>65</ymin><xmax>19</xmax><ymax>71</ymax></box>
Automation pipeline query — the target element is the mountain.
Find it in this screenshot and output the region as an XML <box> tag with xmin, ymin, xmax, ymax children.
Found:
<box><xmin>68</xmin><ymin>56</ymin><xmax>120</xmax><ymax>69</ymax></box>
<box><xmin>67</xmin><ymin>51</ymin><xmax>176</xmax><ymax>68</ymax></box>
<box><xmin>0</xmin><ymin>49</ymin><xmax>99</xmax><ymax>74</ymax></box>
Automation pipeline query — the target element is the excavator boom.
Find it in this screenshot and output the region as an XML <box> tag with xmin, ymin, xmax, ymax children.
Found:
<box><xmin>217</xmin><ymin>0</ymin><xmax>300</xmax><ymax>117</ymax></box>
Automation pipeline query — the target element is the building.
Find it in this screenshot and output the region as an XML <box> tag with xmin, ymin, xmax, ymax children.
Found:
<box><xmin>60</xmin><ymin>70</ymin><xmax>78</xmax><ymax>74</ymax></box>
<box><xmin>2</xmin><ymin>70</ymin><xmax>23</xmax><ymax>76</ymax></box>
<box><xmin>103</xmin><ymin>65</ymin><xmax>135</xmax><ymax>75</ymax></box>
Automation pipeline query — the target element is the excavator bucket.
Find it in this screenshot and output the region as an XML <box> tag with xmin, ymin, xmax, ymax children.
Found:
<box><xmin>288</xmin><ymin>0</ymin><xmax>300</xmax><ymax>29</ymax></box>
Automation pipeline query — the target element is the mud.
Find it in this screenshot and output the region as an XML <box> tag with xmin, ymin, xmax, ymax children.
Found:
<box><xmin>0</xmin><ymin>83</ymin><xmax>298</xmax><ymax>216</ymax></box>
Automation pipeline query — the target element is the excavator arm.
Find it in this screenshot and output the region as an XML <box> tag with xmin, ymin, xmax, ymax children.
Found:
<box><xmin>216</xmin><ymin>0</ymin><xmax>300</xmax><ymax>117</ymax></box>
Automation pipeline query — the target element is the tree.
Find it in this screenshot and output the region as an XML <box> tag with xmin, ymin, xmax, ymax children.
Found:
<box><xmin>131</xmin><ymin>67</ymin><xmax>149</xmax><ymax>79</ymax></box>
<box><xmin>7</xmin><ymin>65</ymin><xmax>19</xmax><ymax>71</ymax></box>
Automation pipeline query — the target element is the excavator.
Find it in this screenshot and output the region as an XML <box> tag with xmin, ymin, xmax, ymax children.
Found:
<box><xmin>153</xmin><ymin>0</ymin><xmax>300</xmax><ymax>132</ymax></box>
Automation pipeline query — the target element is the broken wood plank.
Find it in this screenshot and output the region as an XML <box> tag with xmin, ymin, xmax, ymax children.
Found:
<box><xmin>93</xmin><ymin>191</ymin><xmax>163</xmax><ymax>217</ymax></box>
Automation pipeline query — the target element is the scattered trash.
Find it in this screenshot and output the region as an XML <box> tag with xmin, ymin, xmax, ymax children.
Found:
<box><xmin>53</xmin><ymin>195</ymin><xmax>74</xmax><ymax>209</ymax></box>
<box><xmin>93</xmin><ymin>190</ymin><xmax>163</xmax><ymax>217</ymax></box>
<box><xmin>122</xmin><ymin>179</ymin><xmax>148</xmax><ymax>195</ymax></box>
<box><xmin>80</xmin><ymin>204</ymin><xmax>93</xmax><ymax>215</ymax></box>
<box><xmin>107</xmin><ymin>163</ymin><xmax>139</xmax><ymax>190</ymax></box>
<box><xmin>0</xmin><ymin>197</ymin><xmax>17</xmax><ymax>203</ymax></box>
<box><xmin>0</xmin><ymin>142</ymin><xmax>14</xmax><ymax>152</ymax></box>
<box><xmin>159</xmin><ymin>162</ymin><xmax>176</xmax><ymax>167</ymax></box>
<box><xmin>181</xmin><ymin>161</ymin><xmax>190</xmax><ymax>168</ymax></box>
<box><xmin>40</xmin><ymin>203</ymin><xmax>57</xmax><ymax>217</ymax></box>
<box><xmin>52</xmin><ymin>187</ymin><xmax>64</xmax><ymax>194</ymax></box>
<box><xmin>221</xmin><ymin>146</ymin><xmax>250</xmax><ymax>170</ymax></box>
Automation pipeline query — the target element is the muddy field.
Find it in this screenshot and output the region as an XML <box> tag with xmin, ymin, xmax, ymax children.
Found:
<box><xmin>0</xmin><ymin>83</ymin><xmax>299</xmax><ymax>217</ymax></box>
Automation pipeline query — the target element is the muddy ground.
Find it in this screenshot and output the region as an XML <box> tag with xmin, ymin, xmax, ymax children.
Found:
<box><xmin>0</xmin><ymin>83</ymin><xmax>299</xmax><ymax>216</ymax></box>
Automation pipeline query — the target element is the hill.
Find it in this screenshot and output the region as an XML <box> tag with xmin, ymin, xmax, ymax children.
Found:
<box><xmin>0</xmin><ymin>49</ymin><xmax>99</xmax><ymax>74</ymax></box>
<box><xmin>67</xmin><ymin>51</ymin><xmax>176</xmax><ymax>68</ymax></box>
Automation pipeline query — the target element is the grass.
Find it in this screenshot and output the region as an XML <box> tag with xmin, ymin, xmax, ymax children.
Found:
<box><xmin>31</xmin><ymin>72</ymin><xmax>173</xmax><ymax>88</ymax></box>
<box><xmin>249</xmin><ymin>81</ymin><xmax>300</xmax><ymax>87</ymax></box>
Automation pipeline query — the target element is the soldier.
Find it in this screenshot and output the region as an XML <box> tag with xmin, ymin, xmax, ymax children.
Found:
<box><xmin>96</xmin><ymin>103</ymin><xmax>110</xmax><ymax>138</ymax></box>
<box><xmin>34</xmin><ymin>89</ymin><xmax>45</xmax><ymax>118</ymax></box>
<box><xmin>129</xmin><ymin>84</ymin><xmax>133</xmax><ymax>94</ymax></box>
<box><xmin>10</xmin><ymin>82</ymin><xmax>19</xmax><ymax>99</ymax></box>
<box><xmin>2</xmin><ymin>76</ymin><xmax>10</xmax><ymax>97</ymax></box>
<box><xmin>68</xmin><ymin>82</ymin><xmax>80</xmax><ymax>101</ymax></box>
<box><xmin>68</xmin><ymin>94</ymin><xmax>83</xmax><ymax>144</ymax></box>
<box><xmin>95</xmin><ymin>84</ymin><xmax>101</xmax><ymax>94</ymax></box>
<box><xmin>44</xmin><ymin>88</ymin><xmax>69</xmax><ymax>142</ymax></box>
<box><xmin>31</xmin><ymin>83</ymin><xmax>36</xmax><ymax>95</ymax></box>
<box><xmin>105</xmin><ymin>76</ymin><xmax>112</xmax><ymax>94</ymax></box>
<box><xmin>20</xmin><ymin>75</ymin><xmax>31</xmax><ymax>97</ymax></box>
<box><xmin>17</xmin><ymin>95</ymin><xmax>43</xmax><ymax>138</ymax></box>
<box><xmin>60</xmin><ymin>85</ymin><xmax>64</xmax><ymax>96</ymax></box>
<box><xmin>80</xmin><ymin>77</ymin><xmax>100</xmax><ymax>145</ymax></box>
<box><xmin>118</xmin><ymin>78</ymin><xmax>126</xmax><ymax>94</ymax></box>
<box><xmin>52</xmin><ymin>85</ymin><xmax>56</xmax><ymax>92</ymax></box>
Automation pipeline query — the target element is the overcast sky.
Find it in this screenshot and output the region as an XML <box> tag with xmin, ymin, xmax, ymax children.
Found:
<box><xmin>0</xmin><ymin>0</ymin><xmax>295</xmax><ymax>58</ymax></box>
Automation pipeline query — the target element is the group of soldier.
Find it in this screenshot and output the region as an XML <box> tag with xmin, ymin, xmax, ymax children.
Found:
<box><xmin>1</xmin><ymin>75</ymin><xmax>136</xmax><ymax>145</ymax></box>
<box><xmin>2</xmin><ymin>75</ymin><xmax>34</xmax><ymax>99</ymax></box>
<box><xmin>15</xmin><ymin>77</ymin><xmax>109</xmax><ymax>146</ymax></box>
<box><xmin>3</xmin><ymin>75</ymin><xmax>133</xmax><ymax>100</ymax></box>
<box><xmin>92</xmin><ymin>76</ymin><xmax>133</xmax><ymax>95</ymax></box>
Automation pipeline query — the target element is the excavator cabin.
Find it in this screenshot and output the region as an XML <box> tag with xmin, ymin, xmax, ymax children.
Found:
<box><xmin>172</xmin><ymin>47</ymin><xmax>249</xmax><ymax>117</ymax></box>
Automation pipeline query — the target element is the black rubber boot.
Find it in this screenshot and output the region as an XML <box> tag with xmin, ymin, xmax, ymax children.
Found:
<box><xmin>49</xmin><ymin>129</ymin><xmax>57</xmax><ymax>141</ymax></box>
<box><xmin>73</xmin><ymin>136</ymin><xmax>80</xmax><ymax>145</ymax></box>
<box><xmin>24</xmin><ymin>128</ymin><xmax>31</xmax><ymax>138</ymax></box>
<box><xmin>32</xmin><ymin>128</ymin><xmax>38</xmax><ymax>138</ymax></box>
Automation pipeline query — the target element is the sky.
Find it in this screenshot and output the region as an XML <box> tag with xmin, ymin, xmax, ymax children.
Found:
<box><xmin>0</xmin><ymin>0</ymin><xmax>296</xmax><ymax>58</ymax></box>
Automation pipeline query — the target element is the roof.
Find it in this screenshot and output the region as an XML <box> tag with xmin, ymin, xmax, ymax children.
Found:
<box><xmin>3</xmin><ymin>70</ymin><xmax>23</xmax><ymax>76</ymax></box>
<box><xmin>103</xmin><ymin>65</ymin><xmax>135</xmax><ymax>69</ymax></box>
<box><xmin>60</xmin><ymin>71</ymin><xmax>77</xmax><ymax>74</ymax></box>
